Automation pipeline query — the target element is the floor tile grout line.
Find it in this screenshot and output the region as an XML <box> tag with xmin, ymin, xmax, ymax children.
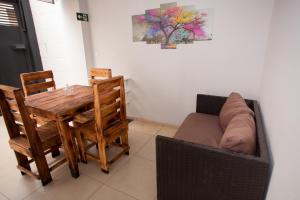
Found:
<box><xmin>129</xmin><ymin>129</ymin><xmax>158</xmax><ymax>137</ymax></box>
<box><xmin>130</xmin><ymin>124</ymin><xmax>178</xmax><ymax>162</ymax></box>
<box><xmin>131</xmin><ymin>154</ymin><xmax>155</xmax><ymax>165</ymax></box>
<box><xmin>79</xmin><ymin>170</ymin><xmax>107</xmax><ymax>185</ymax></box>
<box><xmin>21</xmin><ymin>155</ymin><xmax>72</xmax><ymax>200</ymax></box>
<box><xmin>0</xmin><ymin>191</ymin><xmax>10</xmax><ymax>200</ymax></box>
<box><xmin>131</xmin><ymin>134</ymin><xmax>156</xmax><ymax>157</ymax></box>
<box><xmin>134</xmin><ymin>135</ymin><xmax>157</xmax><ymax>161</ymax></box>
<box><xmin>21</xmin><ymin>165</ymin><xmax>79</xmax><ymax>200</ymax></box>
<box><xmin>135</xmin><ymin>154</ymin><xmax>156</xmax><ymax>163</ymax></box>
<box><xmin>75</xmin><ymin>129</ymin><xmax>155</xmax><ymax>187</ymax></box>
<box><xmin>21</xmin><ymin>172</ymin><xmax>104</xmax><ymax>200</ymax></box>
<box><xmin>21</xmin><ymin>182</ymin><xmax>43</xmax><ymax>200</ymax></box>
<box><xmin>103</xmin><ymin>183</ymin><xmax>141</xmax><ymax>200</ymax></box>
<box><xmin>82</xmin><ymin>159</ymin><xmax>141</xmax><ymax>200</ymax></box>
<box><xmin>154</xmin><ymin>129</ymin><xmax>177</xmax><ymax>138</ymax></box>
<box><xmin>130</xmin><ymin>120</ymin><xmax>164</xmax><ymax>135</ymax></box>
<box><xmin>86</xmin><ymin>183</ymin><xmax>105</xmax><ymax>200</ymax></box>
<box><xmin>100</xmin><ymin>155</ymin><xmax>155</xmax><ymax>200</ymax></box>
<box><xmin>103</xmin><ymin>156</ymin><xmax>133</xmax><ymax>183</ymax></box>
<box><xmin>75</xmin><ymin>166</ymin><xmax>108</xmax><ymax>184</ymax></box>
<box><xmin>81</xmin><ymin>155</ymin><xmax>133</xmax><ymax>185</ymax></box>
<box><xmin>156</xmin><ymin>125</ymin><xmax>164</xmax><ymax>133</ymax></box>
<box><xmin>116</xmin><ymin>120</ymin><xmax>159</xmax><ymax>200</ymax></box>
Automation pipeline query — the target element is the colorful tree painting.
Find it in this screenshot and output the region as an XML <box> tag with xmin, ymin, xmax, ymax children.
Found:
<box><xmin>132</xmin><ymin>3</ymin><xmax>212</xmax><ymax>49</ymax></box>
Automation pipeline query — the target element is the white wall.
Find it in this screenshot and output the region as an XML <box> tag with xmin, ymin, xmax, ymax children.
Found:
<box><xmin>259</xmin><ymin>0</ymin><xmax>300</xmax><ymax>199</ymax></box>
<box><xmin>27</xmin><ymin>0</ymin><xmax>300</xmax><ymax>198</ymax></box>
<box><xmin>29</xmin><ymin>0</ymin><xmax>88</xmax><ymax>88</ymax></box>
<box><xmin>87</xmin><ymin>0</ymin><xmax>274</xmax><ymax>125</ymax></box>
<box><xmin>78</xmin><ymin>0</ymin><xmax>95</xmax><ymax>73</ymax></box>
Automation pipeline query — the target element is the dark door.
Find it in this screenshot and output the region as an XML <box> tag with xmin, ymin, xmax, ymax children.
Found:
<box><xmin>0</xmin><ymin>0</ymin><xmax>36</xmax><ymax>87</ymax></box>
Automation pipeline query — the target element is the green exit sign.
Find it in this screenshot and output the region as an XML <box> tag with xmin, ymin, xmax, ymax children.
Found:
<box><xmin>77</xmin><ymin>12</ymin><xmax>88</xmax><ymax>22</ymax></box>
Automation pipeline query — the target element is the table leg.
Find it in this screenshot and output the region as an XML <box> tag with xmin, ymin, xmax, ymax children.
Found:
<box><xmin>56</xmin><ymin>120</ymin><xmax>79</xmax><ymax>178</ymax></box>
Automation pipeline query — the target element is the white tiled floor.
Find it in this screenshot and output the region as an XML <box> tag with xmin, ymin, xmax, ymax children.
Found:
<box><xmin>0</xmin><ymin>117</ymin><xmax>177</xmax><ymax>200</ymax></box>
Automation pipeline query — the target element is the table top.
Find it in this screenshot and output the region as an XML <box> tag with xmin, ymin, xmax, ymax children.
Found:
<box><xmin>25</xmin><ymin>85</ymin><xmax>93</xmax><ymax>121</ymax></box>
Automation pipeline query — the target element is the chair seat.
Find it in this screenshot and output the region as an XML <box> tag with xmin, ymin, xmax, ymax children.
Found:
<box><xmin>73</xmin><ymin>109</ymin><xmax>95</xmax><ymax>124</ymax></box>
<box><xmin>35</xmin><ymin>116</ymin><xmax>52</xmax><ymax>125</ymax></box>
<box><xmin>37</xmin><ymin>122</ymin><xmax>60</xmax><ymax>142</ymax></box>
<box><xmin>9</xmin><ymin>122</ymin><xmax>61</xmax><ymax>157</ymax></box>
<box><xmin>79</xmin><ymin>120</ymin><xmax>128</xmax><ymax>143</ymax></box>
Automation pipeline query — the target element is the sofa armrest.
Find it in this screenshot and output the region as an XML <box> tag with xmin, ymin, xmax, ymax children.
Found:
<box><xmin>196</xmin><ymin>94</ymin><xmax>227</xmax><ymax>115</ymax></box>
<box><xmin>156</xmin><ymin>135</ymin><xmax>270</xmax><ymax>200</ymax></box>
<box><xmin>253</xmin><ymin>101</ymin><xmax>271</xmax><ymax>162</ymax></box>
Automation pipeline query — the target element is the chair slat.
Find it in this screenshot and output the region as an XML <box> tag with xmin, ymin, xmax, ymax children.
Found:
<box><xmin>0</xmin><ymin>85</ymin><xmax>18</xmax><ymax>99</ymax></box>
<box><xmin>2</xmin><ymin>89</ymin><xmax>15</xmax><ymax>99</ymax></box>
<box><xmin>90</xmin><ymin>68</ymin><xmax>112</xmax><ymax>78</ymax></box>
<box><xmin>17</xmin><ymin>124</ymin><xmax>26</xmax><ymax>134</ymax></box>
<box><xmin>89</xmin><ymin>68</ymin><xmax>112</xmax><ymax>85</ymax></box>
<box><xmin>101</xmin><ymin>101</ymin><xmax>120</xmax><ymax>117</ymax></box>
<box><xmin>100</xmin><ymin>89</ymin><xmax>120</xmax><ymax>105</ymax></box>
<box><xmin>102</xmin><ymin>111</ymin><xmax>121</xmax><ymax>129</ymax></box>
<box><xmin>21</xmin><ymin>70</ymin><xmax>54</xmax><ymax>83</ymax></box>
<box><xmin>7</xmin><ymin>99</ymin><xmax>19</xmax><ymax>111</ymax></box>
<box><xmin>12</xmin><ymin>112</ymin><xmax>23</xmax><ymax>123</ymax></box>
<box><xmin>17</xmin><ymin>165</ymin><xmax>40</xmax><ymax>179</ymax></box>
<box><xmin>20</xmin><ymin>70</ymin><xmax>56</xmax><ymax>97</ymax></box>
<box><xmin>25</xmin><ymin>81</ymin><xmax>55</xmax><ymax>94</ymax></box>
<box><xmin>98</xmin><ymin>79</ymin><xmax>120</xmax><ymax>92</ymax></box>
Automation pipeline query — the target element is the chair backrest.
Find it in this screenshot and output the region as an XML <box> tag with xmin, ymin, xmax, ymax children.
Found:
<box><xmin>89</xmin><ymin>67</ymin><xmax>112</xmax><ymax>85</ymax></box>
<box><xmin>20</xmin><ymin>70</ymin><xmax>56</xmax><ymax>97</ymax></box>
<box><xmin>0</xmin><ymin>85</ymin><xmax>41</xmax><ymax>146</ymax></box>
<box><xmin>93</xmin><ymin>76</ymin><xmax>126</xmax><ymax>134</ymax></box>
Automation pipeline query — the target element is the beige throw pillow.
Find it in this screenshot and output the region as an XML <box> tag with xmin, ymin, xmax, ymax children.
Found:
<box><xmin>219</xmin><ymin>113</ymin><xmax>256</xmax><ymax>155</ymax></box>
<box><xmin>219</xmin><ymin>92</ymin><xmax>254</xmax><ymax>131</ymax></box>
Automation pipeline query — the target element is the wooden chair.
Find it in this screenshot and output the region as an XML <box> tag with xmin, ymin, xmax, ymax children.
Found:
<box><xmin>75</xmin><ymin>76</ymin><xmax>129</xmax><ymax>173</ymax></box>
<box><xmin>89</xmin><ymin>67</ymin><xmax>112</xmax><ymax>85</ymax></box>
<box><xmin>20</xmin><ymin>70</ymin><xmax>56</xmax><ymax>124</ymax></box>
<box><xmin>73</xmin><ymin>67</ymin><xmax>112</xmax><ymax>124</ymax></box>
<box><xmin>20</xmin><ymin>70</ymin><xmax>56</xmax><ymax>97</ymax></box>
<box><xmin>0</xmin><ymin>85</ymin><xmax>66</xmax><ymax>186</ymax></box>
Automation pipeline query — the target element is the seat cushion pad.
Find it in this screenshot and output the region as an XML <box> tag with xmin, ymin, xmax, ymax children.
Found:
<box><xmin>174</xmin><ymin>113</ymin><xmax>223</xmax><ymax>148</ymax></box>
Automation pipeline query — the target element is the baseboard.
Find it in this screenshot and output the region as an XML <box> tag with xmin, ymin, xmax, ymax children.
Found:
<box><xmin>127</xmin><ymin>115</ymin><xmax>178</xmax><ymax>128</ymax></box>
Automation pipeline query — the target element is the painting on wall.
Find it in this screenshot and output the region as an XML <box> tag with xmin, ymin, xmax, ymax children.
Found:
<box><xmin>132</xmin><ymin>2</ymin><xmax>213</xmax><ymax>49</ymax></box>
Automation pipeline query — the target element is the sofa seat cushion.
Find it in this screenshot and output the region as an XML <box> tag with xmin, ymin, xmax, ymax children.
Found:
<box><xmin>174</xmin><ymin>113</ymin><xmax>223</xmax><ymax>148</ymax></box>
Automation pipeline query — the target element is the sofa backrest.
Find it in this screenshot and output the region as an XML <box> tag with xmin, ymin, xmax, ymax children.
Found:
<box><xmin>196</xmin><ymin>94</ymin><xmax>270</xmax><ymax>162</ymax></box>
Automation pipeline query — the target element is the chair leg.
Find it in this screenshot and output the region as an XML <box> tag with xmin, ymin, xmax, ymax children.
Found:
<box><xmin>15</xmin><ymin>152</ymin><xmax>31</xmax><ymax>176</ymax></box>
<box><xmin>51</xmin><ymin>146</ymin><xmax>60</xmax><ymax>158</ymax></box>
<box><xmin>98</xmin><ymin>139</ymin><xmax>109</xmax><ymax>173</ymax></box>
<box><xmin>34</xmin><ymin>154</ymin><xmax>52</xmax><ymax>186</ymax></box>
<box><xmin>75</xmin><ymin>130</ymin><xmax>87</xmax><ymax>163</ymax></box>
<box><xmin>121</xmin><ymin>129</ymin><xmax>129</xmax><ymax>155</ymax></box>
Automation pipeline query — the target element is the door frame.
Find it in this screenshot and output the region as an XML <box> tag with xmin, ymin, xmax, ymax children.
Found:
<box><xmin>4</xmin><ymin>0</ymin><xmax>43</xmax><ymax>72</ymax></box>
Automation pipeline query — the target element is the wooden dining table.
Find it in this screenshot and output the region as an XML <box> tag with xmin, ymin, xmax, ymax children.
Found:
<box><xmin>25</xmin><ymin>85</ymin><xmax>93</xmax><ymax>178</ymax></box>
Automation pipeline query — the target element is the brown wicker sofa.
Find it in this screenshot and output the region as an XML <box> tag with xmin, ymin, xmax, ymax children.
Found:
<box><xmin>156</xmin><ymin>94</ymin><xmax>271</xmax><ymax>200</ymax></box>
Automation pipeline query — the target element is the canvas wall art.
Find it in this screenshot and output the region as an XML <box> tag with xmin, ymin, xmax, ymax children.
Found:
<box><xmin>132</xmin><ymin>2</ymin><xmax>213</xmax><ymax>49</ymax></box>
